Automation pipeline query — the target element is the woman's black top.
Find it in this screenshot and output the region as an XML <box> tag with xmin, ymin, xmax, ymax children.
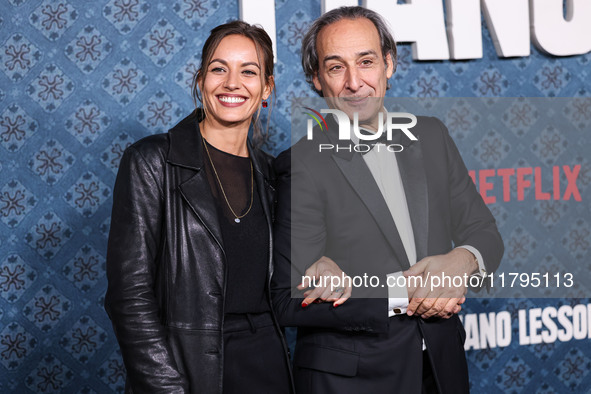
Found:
<box><xmin>202</xmin><ymin>139</ymin><xmax>270</xmax><ymax>314</ymax></box>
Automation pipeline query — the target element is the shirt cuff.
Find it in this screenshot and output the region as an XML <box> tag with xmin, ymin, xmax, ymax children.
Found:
<box><xmin>387</xmin><ymin>272</ymin><xmax>409</xmax><ymax>317</ymax></box>
<box><xmin>457</xmin><ymin>245</ymin><xmax>486</xmax><ymax>276</ymax></box>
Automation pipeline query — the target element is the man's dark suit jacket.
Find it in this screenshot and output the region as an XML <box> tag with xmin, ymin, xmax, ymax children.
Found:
<box><xmin>271</xmin><ymin>115</ymin><xmax>504</xmax><ymax>393</ymax></box>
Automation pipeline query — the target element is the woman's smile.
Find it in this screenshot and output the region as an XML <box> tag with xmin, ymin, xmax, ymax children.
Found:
<box><xmin>217</xmin><ymin>94</ymin><xmax>247</xmax><ymax>106</ymax></box>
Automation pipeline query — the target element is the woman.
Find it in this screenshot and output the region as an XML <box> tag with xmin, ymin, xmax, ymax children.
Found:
<box><xmin>105</xmin><ymin>21</ymin><xmax>292</xmax><ymax>393</ymax></box>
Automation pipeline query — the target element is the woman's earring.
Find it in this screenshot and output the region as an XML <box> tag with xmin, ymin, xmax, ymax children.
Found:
<box><xmin>262</xmin><ymin>100</ymin><xmax>268</xmax><ymax>108</ymax></box>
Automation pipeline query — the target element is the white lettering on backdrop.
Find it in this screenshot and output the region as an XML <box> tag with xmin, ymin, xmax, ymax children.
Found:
<box><xmin>239</xmin><ymin>0</ymin><xmax>591</xmax><ymax>61</ymax></box>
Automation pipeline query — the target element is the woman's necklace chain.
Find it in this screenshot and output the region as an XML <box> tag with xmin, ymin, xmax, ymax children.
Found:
<box><xmin>203</xmin><ymin>136</ymin><xmax>253</xmax><ymax>223</ymax></box>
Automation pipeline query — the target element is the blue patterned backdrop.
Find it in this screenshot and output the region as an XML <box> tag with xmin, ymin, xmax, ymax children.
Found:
<box><xmin>0</xmin><ymin>0</ymin><xmax>590</xmax><ymax>392</ymax></box>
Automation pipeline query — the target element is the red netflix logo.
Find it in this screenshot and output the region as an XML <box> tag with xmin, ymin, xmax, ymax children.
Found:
<box><xmin>469</xmin><ymin>165</ymin><xmax>582</xmax><ymax>204</ymax></box>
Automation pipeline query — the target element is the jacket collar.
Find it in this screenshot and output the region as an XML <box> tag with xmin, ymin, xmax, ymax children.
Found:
<box><xmin>167</xmin><ymin>109</ymin><xmax>205</xmax><ymax>170</ymax></box>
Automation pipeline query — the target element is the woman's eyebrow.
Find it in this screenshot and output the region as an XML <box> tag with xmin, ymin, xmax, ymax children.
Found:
<box><xmin>208</xmin><ymin>59</ymin><xmax>261</xmax><ymax>69</ymax></box>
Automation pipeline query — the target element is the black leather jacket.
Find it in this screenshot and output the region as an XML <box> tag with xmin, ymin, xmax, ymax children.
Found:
<box><xmin>104</xmin><ymin>111</ymin><xmax>292</xmax><ymax>393</ymax></box>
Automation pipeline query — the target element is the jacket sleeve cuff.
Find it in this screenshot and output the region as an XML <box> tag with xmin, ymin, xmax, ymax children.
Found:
<box><xmin>457</xmin><ymin>245</ymin><xmax>486</xmax><ymax>276</ymax></box>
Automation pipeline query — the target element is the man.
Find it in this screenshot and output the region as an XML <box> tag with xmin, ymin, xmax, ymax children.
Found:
<box><xmin>271</xmin><ymin>6</ymin><xmax>504</xmax><ymax>394</ymax></box>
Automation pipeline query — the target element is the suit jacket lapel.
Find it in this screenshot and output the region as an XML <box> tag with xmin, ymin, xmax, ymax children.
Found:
<box><xmin>331</xmin><ymin>154</ymin><xmax>411</xmax><ymax>270</ymax></box>
<box><xmin>397</xmin><ymin>137</ymin><xmax>429</xmax><ymax>261</ymax></box>
<box><xmin>325</xmin><ymin>119</ymin><xmax>411</xmax><ymax>270</ymax></box>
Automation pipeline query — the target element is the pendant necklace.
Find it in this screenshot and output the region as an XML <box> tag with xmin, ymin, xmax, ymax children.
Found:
<box><xmin>203</xmin><ymin>136</ymin><xmax>253</xmax><ymax>223</ymax></box>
